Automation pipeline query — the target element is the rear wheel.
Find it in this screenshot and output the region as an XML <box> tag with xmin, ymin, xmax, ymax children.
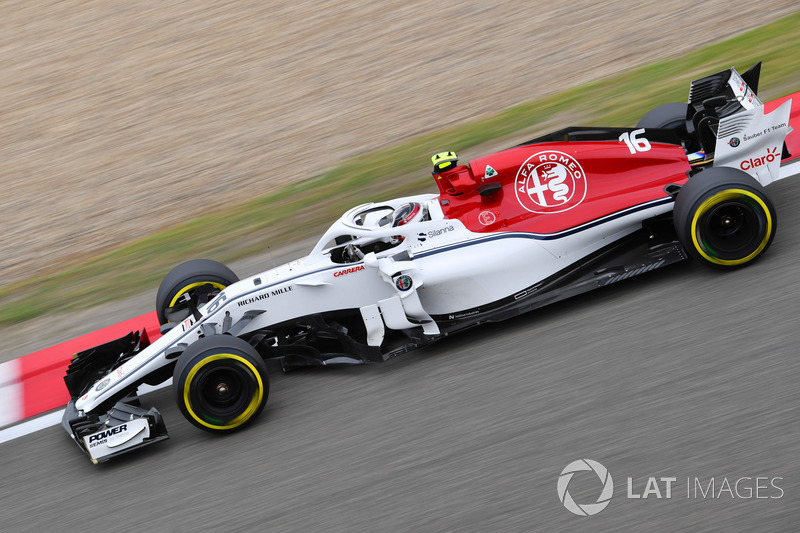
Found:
<box><xmin>156</xmin><ymin>259</ymin><xmax>238</xmax><ymax>325</ymax></box>
<box><xmin>637</xmin><ymin>102</ymin><xmax>688</xmax><ymax>130</ymax></box>
<box><xmin>637</xmin><ymin>102</ymin><xmax>691</xmax><ymax>148</ymax></box>
<box><xmin>173</xmin><ymin>335</ymin><xmax>269</xmax><ymax>432</ymax></box>
<box><xmin>673</xmin><ymin>167</ymin><xmax>776</xmax><ymax>268</ymax></box>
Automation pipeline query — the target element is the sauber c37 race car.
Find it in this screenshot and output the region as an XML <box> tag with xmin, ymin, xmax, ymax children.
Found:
<box><xmin>62</xmin><ymin>62</ymin><xmax>799</xmax><ymax>462</ymax></box>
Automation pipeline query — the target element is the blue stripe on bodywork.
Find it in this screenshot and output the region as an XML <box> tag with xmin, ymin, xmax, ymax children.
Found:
<box><xmin>416</xmin><ymin>196</ymin><xmax>674</xmax><ymax>259</ymax></box>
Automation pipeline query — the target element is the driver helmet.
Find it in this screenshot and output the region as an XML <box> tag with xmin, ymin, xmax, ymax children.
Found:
<box><xmin>389</xmin><ymin>202</ymin><xmax>425</xmax><ymax>245</ymax></box>
<box><xmin>392</xmin><ymin>202</ymin><xmax>425</xmax><ymax>227</ymax></box>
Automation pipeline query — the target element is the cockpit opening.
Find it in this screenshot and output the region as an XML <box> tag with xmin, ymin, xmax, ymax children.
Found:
<box><xmin>325</xmin><ymin>201</ymin><xmax>431</xmax><ymax>264</ymax></box>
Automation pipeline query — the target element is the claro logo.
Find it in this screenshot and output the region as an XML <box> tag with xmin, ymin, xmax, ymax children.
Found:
<box><xmin>740</xmin><ymin>146</ymin><xmax>779</xmax><ymax>171</ymax></box>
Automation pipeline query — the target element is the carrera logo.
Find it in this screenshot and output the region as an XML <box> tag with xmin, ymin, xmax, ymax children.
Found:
<box><xmin>740</xmin><ymin>146</ymin><xmax>780</xmax><ymax>171</ymax></box>
<box><xmin>88</xmin><ymin>424</ymin><xmax>127</xmax><ymax>445</ymax></box>
<box><xmin>334</xmin><ymin>265</ymin><xmax>365</xmax><ymax>277</ymax></box>
<box><xmin>515</xmin><ymin>150</ymin><xmax>587</xmax><ymax>213</ymax></box>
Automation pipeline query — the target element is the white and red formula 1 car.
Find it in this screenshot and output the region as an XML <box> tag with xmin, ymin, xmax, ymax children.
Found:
<box><xmin>62</xmin><ymin>62</ymin><xmax>799</xmax><ymax>463</ymax></box>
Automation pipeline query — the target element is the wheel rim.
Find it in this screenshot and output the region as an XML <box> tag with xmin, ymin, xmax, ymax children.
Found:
<box><xmin>164</xmin><ymin>281</ymin><xmax>226</xmax><ymax>323</ymax></box>
<box><xmin>184</xmin><ymin>354</ymin><xmax>264</xmax><ymax>430</ymax></box>
<box><xmin>691</xmin><ymin>189</ymin><xmax>772</xmax><ymax>265</ymax></box>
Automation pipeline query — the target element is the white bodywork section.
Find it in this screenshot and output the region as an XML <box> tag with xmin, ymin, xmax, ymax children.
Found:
<box><xmin>74</xmin><ymin>193</ymin><xmax>675</xmax><ymax>414</ymax></box>
<box><xmin>715</xmin><ymin>99</ymin><xmax>792</xmax><ymax>186</ymax></box>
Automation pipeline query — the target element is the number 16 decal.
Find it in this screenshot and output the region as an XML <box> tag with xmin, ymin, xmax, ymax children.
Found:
<box><xmin>619</xmin><ymin>128</ymin><xmax>651</xmax><ymax>154</ymax></box>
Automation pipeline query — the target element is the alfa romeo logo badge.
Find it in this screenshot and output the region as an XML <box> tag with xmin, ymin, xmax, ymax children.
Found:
<box><xmin>515</xmin><ymin>150</ymin><xmax>587</xmax><ymax>213</ymax></box>
<box><xmin>395</xmin><ymin>275</ymin><xmax>413</xmax><ymax>291</ymax></box>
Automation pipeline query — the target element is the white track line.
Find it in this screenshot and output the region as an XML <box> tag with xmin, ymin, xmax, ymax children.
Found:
<box><xmin>0</xmin><ymin>411</ymin><xmax>63</xmax><ymax>444</ymax></box>
<box><xmin>780</xmin><ymin>158</ymin><xmax>800</xmax><ymax>180</ymax></box>
<box><xmin>0</xmin><ymin>360</ymin><xmax>23</xmax><ymax>428</ymax></box>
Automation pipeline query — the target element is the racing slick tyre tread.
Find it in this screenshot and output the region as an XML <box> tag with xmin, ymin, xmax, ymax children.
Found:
<box><xmin>673</xmin><ymin>167</ymin><xmax>776</xmax><ymax>269</ymax></box>
<box><xmin>636</xmin><ymin>102</ymin><xmax>688</xmax><ymax>130</ymax></box>
<box><xmin>173</xmin><ymin>335</ymin><xmax>269</xmax><ymax>433</ymax></box>
<box><xmin>637</xmin><ymin>102</ymin><xmax>690</xmax><ymax>146</ymax></box>
<box><xmin>156</xmin><ymin>259</ymin><xmax>239</xmax><ymax>325</ymax></box>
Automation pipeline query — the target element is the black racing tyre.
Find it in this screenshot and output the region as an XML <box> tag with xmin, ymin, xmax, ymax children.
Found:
<box><xmin>156</xmin><ymin>259</ymin><xmax>239</xmax><ymax>325</ymax></box>
<box><xmin>673</xmin><ymin>167</ymin><xmax>776</xmax><ymax>269</ymax></box>
<box><xmin>173</xmin><ymin>335</ymin><xmax>269</xmax><ymax>433</ymax></box>
<box><xmin>637</xmin><ymin>102</ymin><xmax>692</xmax><ymax>148</ymax></box>
<box><xmin>636</xmin><ymin>102</ymin><xmax>688</xmax><ymax>130</ymax></box>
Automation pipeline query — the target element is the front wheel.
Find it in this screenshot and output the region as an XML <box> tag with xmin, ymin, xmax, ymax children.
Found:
<box><xmin>673</xmin><ymin>167</ymin><xmax>776</xmax><ymax>269</ymax></box>
<box><xmin>173</xmin><ymin>335</ymin><xmax>269</xmax><ymax>432</ymax></box>
<box><xmin>156</xmin><ymin>259</ymin><xmax>239</xmax><ymax>325</ymax></box>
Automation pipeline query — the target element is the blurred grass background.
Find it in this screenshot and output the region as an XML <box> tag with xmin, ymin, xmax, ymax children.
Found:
<box><xmin>1</xmin><ymin>11</ymin><xmax>799</xmax><ymax>325</ymax></box>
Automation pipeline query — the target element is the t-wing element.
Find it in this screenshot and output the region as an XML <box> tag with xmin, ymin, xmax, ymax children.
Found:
<box><xmin>432</xmin><ymin>151</ymin><xmax>459</xmax><ymax>174</ymax></box>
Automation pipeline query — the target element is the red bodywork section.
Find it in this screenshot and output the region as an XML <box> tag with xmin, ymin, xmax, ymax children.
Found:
<box><xmin>766</xmin><ymin>90</ymin><xmax>800</xmax><ymax>163</ymax></box>
<box><xmin>435</xmin><ymin>139</ymin><xmax>691</xmax><ymax>234</ymax></box>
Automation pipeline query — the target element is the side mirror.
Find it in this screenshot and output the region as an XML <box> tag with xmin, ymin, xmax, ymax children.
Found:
<box><xmin>363</xmin><ymin>252</ymin><xmax>378</xmax><ymax>268</ymax></box>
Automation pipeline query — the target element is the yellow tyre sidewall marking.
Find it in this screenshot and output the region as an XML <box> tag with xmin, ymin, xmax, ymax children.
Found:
<box><xmin>183</xmin><ymin>353</ymin><xmax>264</xmax><ymax>431</ymax></box>
<box><xmin>168</xmin><ymin>281</ymin><xmax>227</xmax><ymax>308</ymax></box>
<box><xmin>691</xmin><ymin>189</ymin><xmax>772</xmax><ymax>266</ymax></box>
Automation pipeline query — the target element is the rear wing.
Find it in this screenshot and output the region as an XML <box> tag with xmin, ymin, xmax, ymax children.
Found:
<box><xmin>688</xmin><ymin>62</ymin><xmax>793</xmax><ymax>186</ymax></box>
<box><xmin>688</xmin><ymin>62</ymin><xmax>763</xmax><ymax>117</ymax></box>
